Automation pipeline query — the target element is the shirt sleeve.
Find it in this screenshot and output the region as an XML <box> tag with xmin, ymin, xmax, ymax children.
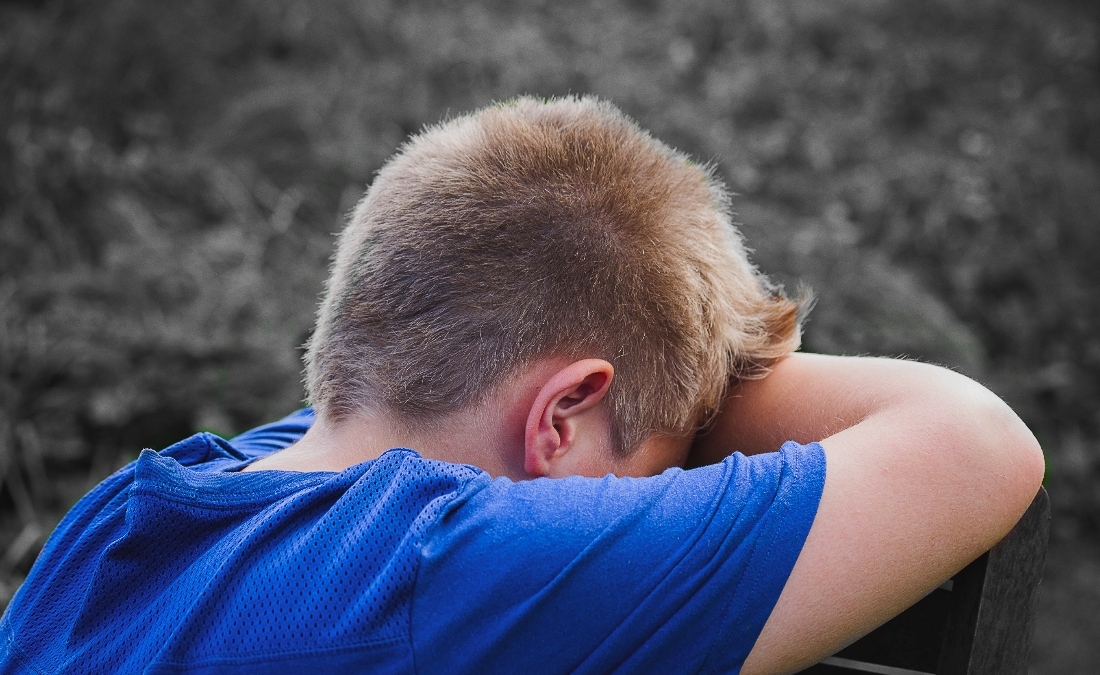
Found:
<box><xmin>228</xmin><ymin>408</ymin><xmax>315</xmax><ymax>459</ymax></box>
<box><xmin>410</xmin><ymin>441</ymin><xmax>826</xmax><ymax>675</ymax></box>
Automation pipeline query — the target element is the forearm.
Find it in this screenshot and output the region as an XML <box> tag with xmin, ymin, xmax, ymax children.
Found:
<box><xmin>692</xmin><ymin>352</ymin><xmax>1037</xmax><ymax>470</ymax></box>
<box><xmin>691</xmin><ymin>352</ymin><xmax>857</xmax><ymax>463</ymax></box>
<box><xmin>710</xmin><ymin>352</ymin><xmax>1045</xmax><ymax>562</ymax></box>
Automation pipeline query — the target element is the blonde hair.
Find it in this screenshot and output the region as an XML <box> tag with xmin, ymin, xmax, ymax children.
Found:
<box><xmin>306</xmin><ymin>96</ymin><xmax>802</xmax><ymax>453</ymax></box>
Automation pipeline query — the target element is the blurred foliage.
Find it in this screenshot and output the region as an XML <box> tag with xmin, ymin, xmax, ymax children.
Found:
<box><xmin>1</xmin><ymin>0</ymin><xmax>1098</xmax><ymax>670</ymax></box>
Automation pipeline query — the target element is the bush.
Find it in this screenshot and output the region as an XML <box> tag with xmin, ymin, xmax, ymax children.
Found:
<box><xmin>2</xmin><ymin>2</ymin><xmax>1098</xmax><ymax>668</ymax></box>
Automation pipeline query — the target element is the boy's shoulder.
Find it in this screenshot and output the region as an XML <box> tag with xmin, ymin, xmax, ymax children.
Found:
<box><xmin>1</xmin><ymin>418</ymin><xmax>825</xmax><ymax>673</ymax></box>
<box><xmin>1</xmin><ymin>439</ymin><xmax>482</xmax><ymax>671</ymax></box>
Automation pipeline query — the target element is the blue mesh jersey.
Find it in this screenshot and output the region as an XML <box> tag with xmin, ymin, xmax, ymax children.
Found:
<box><xmin>0</xmin><ymin>409</ymin><xmax>825</xmax><ymax>674</ymax></box>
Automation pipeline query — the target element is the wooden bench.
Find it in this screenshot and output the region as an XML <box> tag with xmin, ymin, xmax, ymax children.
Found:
<box><xmin>803</xmin><ymin>487</ymin><xmax>1050</xmax><ymax>675</ymax></box>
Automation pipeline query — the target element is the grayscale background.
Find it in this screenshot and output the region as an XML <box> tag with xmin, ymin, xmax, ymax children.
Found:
<box><xmin>1</xmin><ymin>0</ymin><xmax>1097</xmax><ymax>671</ymax></box>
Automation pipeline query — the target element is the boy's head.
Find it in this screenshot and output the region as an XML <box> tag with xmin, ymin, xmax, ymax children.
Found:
<box><xmin>305</xmin><ymin>96</ymin><xmax>801</xmax><ymax>456</ymax></box>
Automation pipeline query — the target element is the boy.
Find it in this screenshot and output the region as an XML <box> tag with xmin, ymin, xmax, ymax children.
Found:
<box><xmin>0</xmin><ymin>97</ymin><xmax>1043</xmax><ymax>674</ymax></box>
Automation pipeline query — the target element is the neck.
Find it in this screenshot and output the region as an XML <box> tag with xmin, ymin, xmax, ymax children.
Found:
<box><xmin>243</xmin><ymin>378</ymin><xmax>543</xmax><ymax>478</ymax></box>
<box><xmin>239</xmin><ymin>413</ymin><xmax>406</xmax><ymax>473</ymax></box>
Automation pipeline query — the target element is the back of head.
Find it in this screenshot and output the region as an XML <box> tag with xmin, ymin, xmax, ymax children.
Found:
<box><xmin>306</xmin><ymin>96</ymin><xmax>801</xmax><ymax>453</ymax></box>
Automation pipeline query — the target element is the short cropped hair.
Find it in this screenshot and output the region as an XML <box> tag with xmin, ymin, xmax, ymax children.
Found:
<box><xmin>305</xmin><ymin>96</ymin><xmax>802</xmax><ymax>453</ymax></box>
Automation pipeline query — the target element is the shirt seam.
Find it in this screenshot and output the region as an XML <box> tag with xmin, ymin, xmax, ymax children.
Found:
<box><xmin>699</xmin><ymin>442</ymin><xmax>825</xmax><ymax>673</ymax></box>
<box><xmin>130</xmin><ymin>480</ymin><xmax>330</xmax><ymax>508</ymax></box>
<box><xmin>408</xmin><ymin>471</ymin><xmax>490</xmax><ymax>675</ymax></box>
<box><xmin>1</xmin><ymin>623</ymin><xmax>51</xmax><ymax>675</ymax></box>
<box><xmin>148</xmin><ymin>634</ymin><xmax>408</xmax><ymax>668</ymax></box>
<box><xmin>689</xmin><ymin>455</ymin><xmax>764</xmax><ymax>675</ymax></box>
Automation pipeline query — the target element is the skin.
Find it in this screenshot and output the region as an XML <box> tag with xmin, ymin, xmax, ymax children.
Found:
<box><xmin>245</xmin><ymin>358</ymin><xmax>690</xmax><ymax>479</ymax></box>
<box><xmin>247</xmin><ymin>352</ymin><xmax>1045</xmax><ymax>675</ymax></box>
<box><xmin>698</xmin><ymin>353</ymin><xmax>1044</xmax><ymax>674</ymax></box>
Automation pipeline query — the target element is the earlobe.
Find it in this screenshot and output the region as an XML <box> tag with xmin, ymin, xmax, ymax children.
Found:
<box><xmin>523</xmin><ymin>359</ymin><xmax>614</xmax><ymax>477</ymax></box>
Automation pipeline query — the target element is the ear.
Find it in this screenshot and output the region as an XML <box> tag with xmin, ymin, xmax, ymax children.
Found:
<box><xmin>524</xmin><ymin>359</ymin><xmax>614</xmax><ymax>477</ymax></box>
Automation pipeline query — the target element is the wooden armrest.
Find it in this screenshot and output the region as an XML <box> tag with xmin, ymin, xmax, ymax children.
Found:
<box><xmin>802</xmin><ymin>487</ymin><xmax>1050</xmax><ymax>675</ymax></box>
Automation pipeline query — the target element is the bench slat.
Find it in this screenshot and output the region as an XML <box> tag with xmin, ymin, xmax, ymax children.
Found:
<box><xmin>939</xmin><ymin>487</ymin><xmax>1050</xmax><ymax>675</ymax></box>
<box><xmin>803</xmin><ymin>488</ymin><xmax>1049</xmax><ymax>675</ymax></box>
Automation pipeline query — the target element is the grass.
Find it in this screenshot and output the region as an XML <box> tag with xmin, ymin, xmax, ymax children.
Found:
<box><xmin>1</xmin><ymin>0</ymin><xmax>1098</xmax><ymax>670</ymax></box>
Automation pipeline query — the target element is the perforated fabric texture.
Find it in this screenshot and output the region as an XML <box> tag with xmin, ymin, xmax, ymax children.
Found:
<box><xmin>0</xmin><ymin>429</ymin><xmax>483</xmax><ymax>673</ymax></box>
<box><xmin>0</xmin><ymin>409</ymin><xmax>827</xmax><ymax>675</ymax></box>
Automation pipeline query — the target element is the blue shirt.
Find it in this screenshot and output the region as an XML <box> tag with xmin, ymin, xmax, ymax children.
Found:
<box><xmin>0</xmin><ymin>409</ymin><xmax>825</xmax><ymax>674</ymax></box>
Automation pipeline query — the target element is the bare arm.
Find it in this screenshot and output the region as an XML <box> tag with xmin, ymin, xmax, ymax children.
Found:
<box><xmin>693</xmin><ymin>353</ymin><xmax>1045</xmax><ymax>675</ymax></box>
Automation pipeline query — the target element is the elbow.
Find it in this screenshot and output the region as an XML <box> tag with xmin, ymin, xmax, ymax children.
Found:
<box><xmin>918</xmin><ymin>381</ymin><xmax>1045</xmax><ymax>557</ymax></box>
<box><xmin>964</xmin><ymin>391</ymin><xmax>1045</xmax><ymax>534</ymax></box>
<box><xmin>1016</xmin><ymin>423</ymin><xmax>1045</xmax><ymax>496</ymax></box>
<box><xmin>990</xmin><ymin>394</ymin><xmax>1044</xmax><ymax>497</ymax></box>
<box><xmin>1006</xmin><ymin>409</ymin><xmax>1045</xmax><ymax>511</ymax></box>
